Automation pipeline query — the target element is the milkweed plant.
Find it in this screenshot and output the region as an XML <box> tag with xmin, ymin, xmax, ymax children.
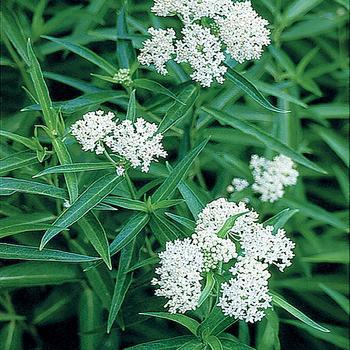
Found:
<box><xmin>0</xmin><ymin>0</ymin><xmax>348</xmax><ymax>349</ymax></box>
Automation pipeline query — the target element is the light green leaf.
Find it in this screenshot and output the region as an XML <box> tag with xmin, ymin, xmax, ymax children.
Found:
<box><xmin>0</xmin><ymin>151</ymin><xmax>39</xmax><ymax>175</ymax></box>
<box><xmin>103</xmin><ymin>196</ymin><xmax>147</xmax><ymax>212</ymax></box>
<box><xmin>263</xmin><ymin>209</ymin><xmax>299</xmax><ymax>233</ymax></box>
<box><xmin>319</xmin><ymin>283</ymin><xmax>349</xmax><ymax>315</ymax></box>
<box><xmin>126</xmin><ymin>89</ymin><xmax>136</xmax><ymax>121</ymax></box>
<box><xmin>198</xmin><ymin>272</ymin><xmax>215</xmax><ymax>307</ymax></box>
<box><xmin>124</xmin><ymin>336</ymin><xmax>195</xmax><ymax>350</ymax></box>
<box><xmin>0</xmin><ymin>130</ymin><xmax>38</xmax><ymax>150</ymax></box>
<box><xmin>207</xmin><ymin>336</ymin><xmax>223</xmax><ymax>350</ymax></box>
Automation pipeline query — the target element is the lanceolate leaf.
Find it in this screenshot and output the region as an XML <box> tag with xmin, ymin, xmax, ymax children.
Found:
<box><xmin>225</xmin><ymin>68</ymin><xmax>288</xmax><ymax>113</ymax></box>
<box><xmin>271</xmin><ymin>293</ymin><xmax>330</xmax><ymax>333</ymax></box>
<box><xmin>0</xmin><ymin>262</ymin><xmax>81</xmax><ymax>288</ymax></box>
<box><xmin>40</xmin><ymin>173</ymin><xmax>122</xmax><ymax>249</ymax></box>
<box><xmin>158</xmin><ymin>84</ymin><xmax>198</xmax><ymax>133</ymax></box>
<box><xmin>78</xmin><ymin>212</ymin><xmax>112</xmax><ymax>269</ymax></box>
<box><xmin>124</xmin><ymin>336</ymin><xmax>196</xmax><ymax>350</ymax></box>
<box><xmin>202</xmin><ymin>107</ymin><xmax>326</xmax><ymax>174</ymax></box>
<box><xmin>109</xmin><ymin>212</ymin><xmax>149</xmax><ymax>256</ymax></box>
<box><xmin>263</xmin><ymin>208</ymin><xmax>299</xmax><ymax>233</ymax></box>
<box><xmin>42</xmin><ymin>36</ymin><xmax>117</xmax><ymax>75</ymax></box>
<box><xmin>0</xmin><ymin>130</ymin><xmax>38</xmax><ymax>150</ymax></box>
<box><xmin>34</xmin><ymin>162</ymin><xmax>115</xmax><ymax>177</ymax></box>
<box><xmin>107</xmin><ymin>239</ymin><xmax>137</xmax><ymax>332</ymax></box>
<box><xmin>126</xmin><ymin>89</ymin><xmax>136</xmax><ymax>121</ymax></box>
<box><xmin>0</xmin><ymin>151</ymin><xmax>39</xmax><ymax>175</ymax></box>
<box><xmin>0</xmin><ymin>177</ymin><xmax>68</xmax><ymax>199</ymax></box>
<box><xmin>140</xmin><ymin>312</ymin><xmax>200</xmax><ymax>335</ymax></box>
<box><xmin>152</xmin><ymin>140</ymin><xmax>208</xmax><ymax>202</ymax></box>
<box><xmin>0</xmin><ymin>243</ymin><xmax>101</xmax><ymax>262</ymax></box>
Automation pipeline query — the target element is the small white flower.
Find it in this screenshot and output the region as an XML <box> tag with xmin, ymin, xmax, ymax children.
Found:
<box><xmin>240</xmin><ymin>223</ymin><xmax>295</xmax><ymax>271</ymax></box>
<box><xmin>195</xmin><ymin>198</ymin><xmax>258</xmax><ymax>238</ymax></box>
<box><xmin>116</xmin><ymin>165</ymin><xmax>125</xmax><ymax>176</ymax></box>
<box><xmin>152</xmin><ymin>238</ymin><xmax>204</xmax><ymax>313</ymax></box>
<box><xmin>63</xmin><ymin>199</ymin><xmax>71</xmax><ymax>208</ymax></box>
<box><xmin>250</xmin><ymin>154</ymin><xmax>299</xmax><ymax>202</ymax></box>
<box><xmin>138</xmin><ymin>27</ymin><xmax>176</xmax><ymax>75</ymax></box>
<box><xmin>218</xmin><ymin>257</ymin><xmax>272</xmax><ymax>323</ymax></box>
<box><xmin>175</xmin><ymin>24</ymin><xmax>227</xmax><ymax>87</ymax></box>
<box><xmin>192</xmin><ymin>231</ymin><xmax>237</xmax><ymax>271</ymax></box>
<box><xmin>71</xmin><ymin>110</ymin><xmax>116</xmax><ymax>154</ymax></box>
<box><xmin>113</xmin><ymin>69</ymin><xmax>132</xmax><ymax>86</ymax></box>
<box><xmin>216</xmin><ymin>1</ymin><xmax>270</xmax><ymax>63</ymax></box>
<box><xmin>231</xmin><ymin>178</ymin><xmax>250</xmax><ymax>192</ymax></box>
<box><xmin>105</xmin><ymin>118</ymin><xmax>167</xmax><ymax>173</ymax></box>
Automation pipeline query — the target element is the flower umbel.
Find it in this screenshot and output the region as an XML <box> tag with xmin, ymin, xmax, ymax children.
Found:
<box><xmin>152</xmin><ymin>238</ymin><xmax>204</xmax><ymax>313</ymax></box>
<box><xmin>105</xmin><ymin>118</ymin><xmax>167</xmax><ymax>173</ymax></box>
<box><xmin>216</xmin><ymin>1</ymin><xmax>271</xmax><ymax>63</ymax></box>
<box><xmin>70</xmin><ymin>110</ymin><xmax>116</xmax><ymax>155</ymax></box>
<box><xmin>250</xmin><ymin>154</ymin><xmax>299</xmax><ymax>202</ymax></box>
<box><xmin>218</xmin><ymin>257</ymin><xmax>272</xmax><ymax>323</ymax></box>
<box><xmin>138</xmin><ymin>27</ymin><xmax>176</xmax><ymax>75</ymax></box>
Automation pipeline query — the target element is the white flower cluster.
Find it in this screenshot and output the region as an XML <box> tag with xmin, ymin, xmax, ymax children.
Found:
<box><xmin>250</xmin><ymin>154</ymin><xmax>299</xmax><ymax>202</ymax></box>
<box><xmin>139</xmin><ymin>1</ymin><xmax>270</xmax><ymax>86</ymax></box>
<box><xmin>218</xmin><ymin>257</ymin><xmax>272</xmax><ymax>323</ymax></box>
<box><xmin>71</xmin><ymin>110</ymin><xmax>115</xmax><ymax>155</ymax></box>
<box><xmin>71</xmin><ymin>111</ymin><xmax>167</xmax><ymax>173</ymax></box>
<box><xmin>106</xmin><ymin>118</ymin><xmax>167</xmax><ymax>173</ymax></box>
<box><xmin>151</xmin><ymin>238</ymin><xmax>204</xmax><ymax>314</ymax></box>
<box><xmin>216</xmin><ymin>2</ymin><xmax>271</xmax><ymax>63</ymax></box>
<box><xmin>153</xmin><ymin>198</ymin><xmax>295</xmax><ymax>321</ymax></box>
<box><xmin>138</xmin><ymin>28</ymin><xmax>176</xmax><ymax>75</ymax></box>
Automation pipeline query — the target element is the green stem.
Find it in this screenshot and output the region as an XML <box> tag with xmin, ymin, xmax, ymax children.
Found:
<box><xmin>125</xmin><ymin>172</ymin><xmax>137</xmax><ymax>199</ymax></box>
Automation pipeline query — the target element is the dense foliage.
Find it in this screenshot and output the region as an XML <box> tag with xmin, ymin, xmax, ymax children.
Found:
<box><xmin>0</xmin><ymin>0</ymin><xmax>349</xmax><ymax>349</ymax></box>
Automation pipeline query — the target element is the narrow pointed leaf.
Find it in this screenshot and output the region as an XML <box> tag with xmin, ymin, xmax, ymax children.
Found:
<box><xmin>40</xmin><ymin>173</ymin><xmax>122</xmax><ymax>249</ymax></box>
<box><xmin>0</xmin><ymin>243</ymin><xmax>100</xmax><ymax>262</ymax></box>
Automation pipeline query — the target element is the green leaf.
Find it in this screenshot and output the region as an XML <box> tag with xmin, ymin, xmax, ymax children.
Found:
<box><xmin>0</xmin><ymin>151</ymin><xmax>39</xmax><ymax>175</ymax></box>
<box><xmin>126</xmin><ymin>256</ymin><xmax>159</xmax><ymax>273</ymax></box>
<box><xmin>78</xmin><ymin>212</ymin><xmax>111</xmax><ymax>269</ymax></box>
<box><xmin>103</xmin><ymin>196</ymin><xmax>147</xmax><ymax>212</ymax></box>
<box><xmin>280</xmin><ymin>198</ymin><xmax>347</xmax><ymax>230</ymax></box>
<box><xmin>198</xmin><ymin>306</ymin><xmax>237</xmax><ymax>339</ymax></box>
<box><xmin>202</xmin><ymin>107</ymin><xmax>326</xmax><ymax>174</ymax></box>
<box><xmin>302</xmin><ymin>250</ymin><xmax>348</xmax><ymax>264</ymax></box>
<box><xmin>23</xmin><ymin>90</ymin><xmax>127</xmax><ymax>114</ymax></box>
<box><xmin>207</xmin><ymin>336</ymin><xmax>223</xmax><ymax>350</ymax></box>
<box><xmin>152</xmin><ymin>140</ymin><xmax>208</xmax><ymax>202</ymax></box>
<box><xmin>263</xmin><ymin>209</ymin><xmax>299</xmax><ymax>233</ymax></box>
<box><xmin>27</xmin><ymin>39</ymin><xmax>57</xmax><ymax>129</ymax></box>
<box><xmin>312</xmin><ymin>125</ymin><xmax>349</xmax><ymax>167</ymax></box>
<box><xmin>0</xmin><ymin>321</ymin><xmax>22</xmax><ymax>350</ymax></box>
<box><xmin>271</xmin><ymin>293</ymin><xmax>329</xmax><ymax>333</ymax></box>
<box><xmin>40</xmin><ymin>173</ymin><xmax>122</xmax><ymax>249</ymax></box>
<box><xmin>140</xmin><ymin>312</ymin><xmax>200</xmax><ymax>335</ymax></box>
<box><xmin>79</xmin><ymin>288</ymin><xmax>104</xmax><ymax>350</ymax></box>
<box><xmin>225</xmin><ymin>68</ymin><xmax>288</xmax><ymax>113</ymax></box>
<box><xmin>126</xmin><ymin>89</ymin><xmax>136</xmax><ymax>121</ymax></box>
<box><xmin>109</xmin><ymin>212</ymin><xmax>150</xmax><ymax>256</ymax></box>
<box><xmin>0</xmin><ymin>130</ymin><xmax>38</xmax><ymax>150</ymax></box>
<box><xmin>198</xmin><ymin>272</ymin><xmax>215</xmax><ymax>307</ymax></box>
<box><xmin>152</xmin><ymin>199</ymin><xmax>185</xmax><ymax>211</ymax></box>
<box><xmin>178</xmin><ymin>181</ymin><xmax>206</xmax><ymax>219</ymax></box>
<box><xmin>107</xmin><ymin>239</ymin><xmax>136</xmax><ymax>332</ymax></box>
<box><xmin>319</xmin><ymin>283</ymin><xmax>349</xmax><ymax>314</ymax></box>
<box><xmin>34</xmin><ymin>162</ymin><xmax>115</xmax><ymax>177</ymax></box>
<box><xmin>133</xmin><ymin>79</ymin><xmax>182</xmax><ymax>104</ymax></box>
<box><xmin>1</xmin><ymin>8</ymin><xmax>28</xmax><ymax>64</ymax></box>
<box><xmin>149</xmin><ymin>212</ymin><xmax>183</xmax><ymax>245</ymax></box>
<box><xmin>283</xmin><ymin>0</ymin><xmax>323</xmax><ymax>23</ymax></box>
<box><xmin>219</xmin><ymin>333</ymin><xmax>255</xmax><ymax>350</ymax></box>
<box><xmin>42</xmin><ymin>36</ymin><xmax>117</xmax><ymax>75</ymax></box>
<box><xmin>164</xmin><ymin>212</ymin><xmax>196</xmax><ymax>232</ymax></box>
<box><xmin>0</xmin><ymin>243</ymin><xmax>100</xmax><ymax>262</ymax></box>
<box><xmin>124</xmin><ymin>336</ymin><xmax>195</xmax><ymax>350</ymax></box>
<box><xmin>158</xmin><ymin>84</ymin><xmax>198</xmax><ymax>133</ymax></box>
<box><xmin>0</xmin><ymin>262</ymin><xmax>81</xmax><ymax>288</ymax></box>
<box><xmin>0</xmin><ymin>177</ymin><xmax>67</xmax><ymax>199</ymax></box>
